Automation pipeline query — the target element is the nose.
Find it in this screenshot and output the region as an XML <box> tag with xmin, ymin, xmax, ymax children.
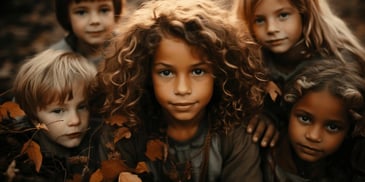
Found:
<box><xmin>305</xmin><ymin>125</ymin><xmax>323</xmax><ymax>143</ymax></box>
<box><xmin>67</xmin><ymin>110</ymin><xmax>82</xmax><ymax>126</ymax></box>
<box><xmin>266</xmin><ymin>18</ymin><xmax>279</xmax><ymax>34</ymax></box>
<box><xmin>89</xmin><ymin>12</ymin><xmax>101</xmax><ymax>25</ymax></box>
<box><xmin>174</xmin><ymin>75</ymin><xmax>192</xmax><ymax>95</ymax></box>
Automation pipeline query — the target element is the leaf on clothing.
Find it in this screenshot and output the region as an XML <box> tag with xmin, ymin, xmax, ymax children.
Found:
<box><xmin>21</xmin><ymin>140</ymin><xmax>42</xmax><ymax>172</ymax></box>
<box><xmin>265</xmin><ymin>81</ymin><xmax>282</xmax><ymax>101</ymax></box>
<box><xmin>100</xmin><ymin>159</ymin><xmax>131</xmax><ymax>181</ymax></box>
<box><xmin>135</xmin><ymin>161</ymin><xmax>149</xmax><ymax>174</ymax></box>
<box><xmin>114</xmin><ymin>127</ymin><xmax>132</xmax><ymax>143</ymax></box>
<box><xmin>118</xmin><ymin>172</ymin><xmax>142</xmax><ymax>182</ymax></box>
<box><xmin>145</xmin><ymin>139</ymin><xmax>166</xmax><ymax>161</ymax></box>
<box><xmin>35</xmin><ymin>123</ymin><xmax>49</xmax><ymax>131</ymax></box>
<box><xmin>0</xmin><ymin>101</ymin><xmax>25</xmax><ymax>122</ymax></box>
<box><xmin>90</xmin><ymin>169</ymin><xmax>103</xmax><ymax>182</ymax></box>
<box><xmin>105</xmin><ymin>115</ymin><xmax>128</xmax><ymax>126</ymax></box>
<box><xmin>65</xmin><ymin>174</ymin><xmax>82</xmax><ymax>182</ymax></box>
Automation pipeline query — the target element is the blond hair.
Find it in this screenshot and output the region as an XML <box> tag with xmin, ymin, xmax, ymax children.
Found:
<box><xmin>13</xmin><ymin>49</ymin><xmax>97</xmax><ymax>121</ymax></box>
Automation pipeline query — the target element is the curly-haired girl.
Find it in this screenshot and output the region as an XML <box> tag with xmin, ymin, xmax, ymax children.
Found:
<box><xmin>95</xmin><ymin>0</ymin><xmax>268</xmax><ymax>181</ymax></box>
<box><xmin>262</xmin><ymin>59</ymin><xmax>365</xmax><ymax>181</ymax></box>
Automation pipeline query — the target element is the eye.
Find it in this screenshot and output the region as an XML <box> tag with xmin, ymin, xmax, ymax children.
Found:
<box><xmin>74</xmin><ymin>9</ymin><xmax>87</xmax><ymax>16</ymax></box>
<box><xmin>192</xmin><ymin>68</ymin><xmax>205</xmax><ymax>76</ymax></box>
<box><xmin>326</xmin><ymin>122</ymin><xmax>343</xmax><ymax>133</ymax></box>
<box><xmin>254</xmin><ymin>17</ymin><xmax>265</xmax><ymax>25</ymax></box>
<box><xmin>100</xmin><ymin>7</ymin><xmax>112</xmax><ymax>14</ymax></box>
<box><xmin>52</xmin><ymin>108</ymin><xmax>65</xmax><ymax>114</ymax></box>
<box><xmin>158</xmin><ymin>70</ymin><xmax>173</xmax><ymax>77</ymax></box>
<box><xmin>297</xmin><ymin>114</ymin><xmax>311</xmax><ymax>124</ymax></box>
<box><xmin>78</xmin><ymin>104</ymin><xmax>88</xmax><ymax>111</ymax></box>
<box><xmin>278</xmin><ymin>12</ymin><xmax>290</xmax><ymax>20</ymax></box>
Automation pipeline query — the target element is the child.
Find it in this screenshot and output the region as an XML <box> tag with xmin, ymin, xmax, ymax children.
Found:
<box><xmin>95</xmin><ymin>0</ymin><xmax>267</xmax><ymax>181</ymax></box>
<box><xmin>262</xmin><ymin>59</ymin><xmax>365</xmax><ymax>181</ymax></box>
<box><xmin>233</xmin><ymin>0</ymin><xmax>365</xmax><ymax>89</ymax></box>
<box><xmin>0</xmin><ymin>49</ymin><xmax>98</xmax><ymax>181</ymax></box>
<box><xmin>50</xmin><ymin>0</ymin><xmax>124</xmax><ymax>65</ymax></box>
<box><xmin>233</xmin><ymin>0</ymin><xmax>365</xmax><ymax>157</ymax></box>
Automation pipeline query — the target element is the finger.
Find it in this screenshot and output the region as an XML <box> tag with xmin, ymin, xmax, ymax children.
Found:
<box><xmin>260</xmin><ymin>124</ymin><xmax>275</xmax><ymax>147</ymax></box>
<box><xmin>247</xmin><ymin>115</ymin><xmax>259</xmax><ymax>134</ymax></box>
<box><xmin>270</xmin><ymin>131</ymin><xmax>280</xmax><ymax>147</ymax></box>
<box><xmin>252</xmin><ymin>120</ymin><xmax>266</xmax><ymax>143</ymax></box>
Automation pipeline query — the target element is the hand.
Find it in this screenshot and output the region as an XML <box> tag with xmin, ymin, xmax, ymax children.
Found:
<box><xmin>247</xmin><ymin>114</ymin><xmax>279</xmax><ymax>147</ymax></box>
<box><xmin>118</xmin><ymin>172</ymin><xmax>142</xmax><ymax>182</ymax></box>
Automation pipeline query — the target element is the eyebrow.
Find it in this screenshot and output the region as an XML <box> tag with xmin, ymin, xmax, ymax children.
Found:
<box><xmin>153</xmin><ymin>61</ymin><xmax>208</xmax><ymax>67</ymax></box>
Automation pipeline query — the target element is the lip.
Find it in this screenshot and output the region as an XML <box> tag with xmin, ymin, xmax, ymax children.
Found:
<box><xmin>170</xmin><ymin>102</ymin><xmax>196</xmax><ymax>111</ymax></box>
<box><xmin>87</xmin><ymin>31</ymin><xmax>104</xmax><ymax>36</ymax></box>
<box><xmin>297</xmin><ymin>144</ymin><xmax>323</xmax><ymax>155</ymax></box>
<box><xmin>266</xmin><ymin>38</ymin><xmax>286</xmax><ymax>45</ymax></box>
<box><xmin>64</xmin><ymin>132</ymin><xmax>83</xmax><ymax>139</ymax></box>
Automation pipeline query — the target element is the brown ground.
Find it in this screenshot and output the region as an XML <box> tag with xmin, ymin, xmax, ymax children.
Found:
<box><xmin>1</xmin><ymin>0</ymin><xmax>364</xmax><ymax>102</ymax></box>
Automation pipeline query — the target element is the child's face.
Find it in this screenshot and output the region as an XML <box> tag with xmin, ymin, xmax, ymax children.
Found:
<box><xmin>36</xmin><ymin>83</ymin><xmax>90</xmax><ymax>148</ymax></box>
<box><xmin>252</xmin><ymin>0</ymin><xmax>302</xmax><ymax>54</ymax></box>
<box><xmin>68</xmin><ymin>0</ymin><xmax>116</xmax><ymax>46</ymax></box>
<box><xmin>152</xmin><ymin>38</ymin><xmax>214</xmax><ymax>125</ymax></box>
<box><xmin>288</xmin><ymin>90</ymin><xmax>350</xmax><ymax>162</ymax></box>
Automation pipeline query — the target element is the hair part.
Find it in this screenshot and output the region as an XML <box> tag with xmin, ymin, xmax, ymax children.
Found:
<box><xmin>13</xmin><ymin>49</ymin><xmax>97</xmax><ymax>121</ymax></box>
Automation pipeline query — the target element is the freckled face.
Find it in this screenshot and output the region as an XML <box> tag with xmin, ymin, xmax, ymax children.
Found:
<box><xmin>152</xmin><ymin>38</ymin><xmax>214</xmax><ymax>125</ymax></box>
<box><xmin>252</xmin><ymin>0</ymin><xmax>302</xmax><ymax>53</ymax></box>
<box><xmin>288</xmin><ymin>90</ymin><xmax>350</xmax><ymax>162</ymax></box>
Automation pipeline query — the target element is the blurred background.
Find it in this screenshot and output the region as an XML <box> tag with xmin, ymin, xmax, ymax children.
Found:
<box><xmin>0</xmin><ymin>0</ymin><xmax>364</xmax><ymax>102</ymax></box>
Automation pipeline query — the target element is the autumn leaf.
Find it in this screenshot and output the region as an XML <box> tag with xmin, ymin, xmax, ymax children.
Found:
<box><xmin>135</xmin><ymin>162</ymin><xmax>149</xmax><ymax>174</ymax></box>
<box><xmin>265</xmin><ymin>81</ymin><xmax>282</xmax><ymax>101</ymax></box>
<box><xmin>90</xmin><ymin>169</ymin><xmax>103</xmax><ymax>182</ymax></box>
<box><xmin>35</xmin><ymin>123</ymin><xmax>49</xmax><ymax>131</ymax></box>
<box><xmin>0</xmin><ymin>101</ymin><xmax>25</xmax><ymax>122</ymax></box>
<box><xmin>105</xmin><ymin>115</ymin><xmax>128</xmax><ymax>126</ymax></box>
<box><xmin>118</xmin><ymin>172</ymin><xmax>142</xmax><ymax>182</ymax></box>
<box><xmin>100</xmin><ymin>159</ymin><xmax>131</xmax><ymax>181</ymax></box>
<box><xmin>66</xmin><ymin>174</ymin><xmax>82</xmax><ymax>182</ymax></box>
<box><xmin>21</xmin><ymin>140</ymin><xmax>42</xmax><ymax>172</ymax></box>
<box><xmin>114</xmin><ymin>127</ymin><xmax>132</xmax><ymax>143</ymax></box>
<box><xmin>145</xmin><ymin>139</ymin><xmax>166</xmax><ymax>161</ymax></box>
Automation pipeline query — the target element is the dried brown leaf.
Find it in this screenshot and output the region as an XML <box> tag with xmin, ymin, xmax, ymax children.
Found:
<box><xmin>135</xmin><ymin>162</ymin><xmax>149</xmax><ymax>174</ymax></box>
<box><xmin>105</xmin><ymin>115</ymin><xmax>128</xmax><ymax>126</ymax></box>
<box><xmin>100</xmin><ymin>159</ymin><xmax>131</xmax><ymax>181</ymax></box>
<box><xmin>21</xmin><ymin>140</ymin><xmax>42</xmax><ymax>172</ymax></box>
<box><xmin>266</xmin><ymin>81</ymin><xmax>282</xmax><ymax>101</ymax></box>
<box><xmin>90</xmin><ymin>169</ymin><xmax>103</xmax><ymax>182</ymax></box>
<box><xmin>114</xmin><ymin>127</ymin><xmax>132</xmax><ymax>143</ymax></box>
<box><xmin>0</xmin><ymin>101</ymin><xmax>25</xmax><ymax>122</ymax></box>
<box><xmin>145</xmin><ymin>139</ymin><xmax>165</xmax><ymax>161</ymax></box>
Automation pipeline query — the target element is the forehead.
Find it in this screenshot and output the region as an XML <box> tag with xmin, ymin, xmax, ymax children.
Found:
<box><xmin>254</xmin><ymin>0</ymin><xmax>295</xmax><ymax>13</ymax></box>
<box><xmin>293</xmin><ymin>90</ymin><xmax>348</xmax><ymax>122</ymax></box>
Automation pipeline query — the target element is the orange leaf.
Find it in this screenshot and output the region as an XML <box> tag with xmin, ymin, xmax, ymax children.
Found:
<box><xmin>105</xmin><ymin>115</ymin><xmax>128</xmax><ymax>126</ymax></box>
<box><xmin>265</xmin><ymin>81</ymin><xmax>282</xmax><ymax>101</ymax></box>
<box><xmin>35</xmin><ymin>123</ymin><xmax>49</xmax><ymax>131</ymax></box>
<box><xmin>66</xmin><ymin>174</ymin><xmax>82</xmax><ymax>182</ymax></box>
<box><xmin>90</xmin><ymin>169</ymin><xmax>103</xmax><ymax>182</ymax></box>
<box><xmin>135</xmin><ymin>162</ymin><xmax>149</xmax><ymax>174</ymax></box>
<box><xmin>145</xmin><ymin>139</ymin><xmax>166</xmax><ymax>161</ymax></box>
<box><xmin>0</xmin><ymin>101</ymin><xmax>25</xmax><ymax>122</ymax></box>
<box><xmin>114</xmin><ymin>127</ymin><xmax>132</xmax><ymax>143</ymax></box>
<box><xmin>21</xmin><ymin>140</ymin><xmax>42</xmax><ymax>172</ymax></box>
<box><xmin>100</xmin><ymin>159</ymin><xmax>131</xmax><ymax>181</ymax></box>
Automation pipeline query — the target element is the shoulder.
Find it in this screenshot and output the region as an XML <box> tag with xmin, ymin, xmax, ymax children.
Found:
<box><xmin>48</xmin><ymin>37</ymin><xmax>73</xmax><ymax>52</ymax></box>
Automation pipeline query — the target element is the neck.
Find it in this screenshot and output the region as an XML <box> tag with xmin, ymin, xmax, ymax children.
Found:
<box><xmin>76</xmin><ymin>40</ymin><xmax>103</xmax><ymax>60</ymax></box>
<box><xmin>165</xmin><ymin>111</ymin><xmax>205</xmax><ymax>142</ymax></box>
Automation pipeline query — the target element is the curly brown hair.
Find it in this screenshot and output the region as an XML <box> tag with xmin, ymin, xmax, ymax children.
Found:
<box><xmin>96</xmin><ymin>0</ymin><xmax>268</xmax><ymax>133</ymax></box>
<box><xmin>283</xmin><ymin>59</ymin><xmax>365</xmax><ymax>136</ymax></box>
